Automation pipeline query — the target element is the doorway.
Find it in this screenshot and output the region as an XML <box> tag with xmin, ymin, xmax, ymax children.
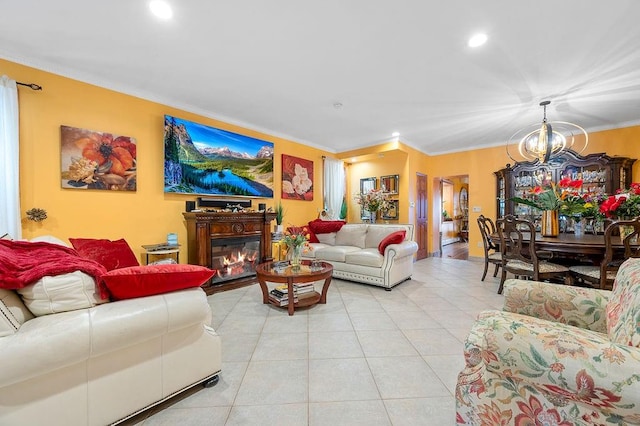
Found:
<box><xmin>438</xmin><ymin>174</ymin><xmax>469</xmax><ymax>260</ymax></box>
<box><xmin>415</xmin><ymin>173</ymin><xmax>428</xmax><ymax>260</ymax></box>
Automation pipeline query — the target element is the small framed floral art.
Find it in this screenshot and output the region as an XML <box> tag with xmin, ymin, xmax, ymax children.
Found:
<box><xmin>61</xmin><ymin>125</ymin><xmax>137</xmax><ymax>191</ymax></box>
<box><xmin>282</xmin><ymin>154</ymin><xmax>313</xmax><ymax>201</ymax></box>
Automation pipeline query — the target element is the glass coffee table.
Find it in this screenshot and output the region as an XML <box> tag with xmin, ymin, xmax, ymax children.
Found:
<box><xmin>256</xmin><ymin>260</ymin><xmax>333</xmax><ymax>316</ymax></box>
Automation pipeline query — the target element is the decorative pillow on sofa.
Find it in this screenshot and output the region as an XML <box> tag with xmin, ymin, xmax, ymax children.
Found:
<box><xmin>100</xmin><ymin>264</ymin><xmax>215</xmax><ymax>300</ymax></box>
<box><xmin>17</xmin><ymin>271</ymin><xmax>109</xmax><ymax>316</ymax></box>
<box><xmin>69</xmin><ymin>238</ymin><xmax>140</xmax><ymax>271</ymax></box>
<box><xmin>378</xmin><ymin>230</ymin><xmax>406</xmax><ymax>254</ymax></box>
<box><xmin>308</xmin><ymin>219</ymin><xmax>345</xmax><ymax>234</ymax></box>
<box><xmin>335</xmin><ymin>225</ymin><xmax>367</xmax><ymax>248</ymax></box>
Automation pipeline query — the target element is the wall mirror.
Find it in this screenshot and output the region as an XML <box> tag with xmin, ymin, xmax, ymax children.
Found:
<box><xmin>360</xmin><ymin>177</ymin><xmax>377</xmax><ymax>194</ymax></box>
<box><xmin>380</xmin><ymin>175</ymin><xmax>399</xmax><ymax>194</ymax></box>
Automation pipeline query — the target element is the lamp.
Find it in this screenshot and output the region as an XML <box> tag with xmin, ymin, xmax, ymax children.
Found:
<box><xmin>506</xmin><ymin>100</ymin><xmax>588</xmax><ymax>163</ymax></box>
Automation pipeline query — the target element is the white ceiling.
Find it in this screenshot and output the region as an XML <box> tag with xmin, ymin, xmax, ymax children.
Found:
<box><xmin>2</xmin><ymin>0</ymin><xmax>640</xmax><ymax>155</ymax></box>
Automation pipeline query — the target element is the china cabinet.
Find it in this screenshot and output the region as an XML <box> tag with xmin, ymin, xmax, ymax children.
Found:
<box><xmin>495</xmin><ymin>150</ymin><xmax>635</xmax><ymax>223</ymax></box>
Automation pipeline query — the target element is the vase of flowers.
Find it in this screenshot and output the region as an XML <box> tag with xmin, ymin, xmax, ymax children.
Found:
<box><xmin>355</xmin><ymin>189</ymin><xmax>390</xmax><ymax>223</ymax></box>
<box><xmin>510</xmin><ymin>178</ymin><xmax>586</xmax><ymax>237</ymax></box>
<box><xmin>281</xmin><ymin>226</ymin><xmax>310</xmax><ymax>271</ymax></box>
<box><xmin>598</xmin><ymin>183</ymin><xmax>640</xmax><ymax>220</ymax></box>
<box><xmin>598</xmin><ymin>183</ymin><xmax>640</xmax><ymax>242</ymax></box>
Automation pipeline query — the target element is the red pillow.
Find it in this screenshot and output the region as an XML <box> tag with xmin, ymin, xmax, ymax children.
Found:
<box><xmin>378</xmin><ymin>230</ymin><xmax>406</xmax><ymax>254</ymax></box>
<box><xmin>100</xmin><ymin>264</ymin><xmax>215</xmax><ymax>300</ymax></box>
<box><xmin>308</xmin><ymin>219</ymin><xmax>346</xmax><ymax>234</ymax></box>
<box><xmin>69</xmin><ymin>238</ymin><xmax>139</xmax><ymax>271</ymax></box>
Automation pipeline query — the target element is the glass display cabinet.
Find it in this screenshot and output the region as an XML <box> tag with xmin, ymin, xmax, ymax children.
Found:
<box><xmin>495</xmin><ymin>150</ymin><xmax>636</xmax><ymax>227</ymax></box>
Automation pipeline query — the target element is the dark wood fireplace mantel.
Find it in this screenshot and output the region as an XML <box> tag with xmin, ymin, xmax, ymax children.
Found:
<box><xmin>183</xmin><ymin>211</ymin><xmax>276</xmax><ymax>294</ymax></box>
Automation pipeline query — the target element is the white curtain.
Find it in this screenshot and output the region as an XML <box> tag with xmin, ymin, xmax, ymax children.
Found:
<box><xmin>323</xmin><ymin>157</ymin><xmax>345</xmax><ymax>220</ymax></box>
<box><xmin>0</xmin><ymin>76</ymin><xmax>21</xmax><ymax>239</ymax></box>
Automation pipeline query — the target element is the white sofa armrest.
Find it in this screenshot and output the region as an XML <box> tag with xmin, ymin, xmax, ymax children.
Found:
<box><xmin>385</xmin><ymin>241</ymin><xmax>418</xmax><ymax>258</ymax></box>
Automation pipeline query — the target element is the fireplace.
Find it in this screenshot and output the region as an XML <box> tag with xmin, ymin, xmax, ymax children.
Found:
<box><xmin>211</xmin><ymin>236</ymin><xmax>260</xmax><ymax>285</ymax></box>
<box><xmin>183</xmin><ymin>211</ymin><xmax>276</xmax><ymax>294</ymax></box>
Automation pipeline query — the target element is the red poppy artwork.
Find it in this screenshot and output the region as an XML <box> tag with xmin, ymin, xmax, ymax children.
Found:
<box><xmin>61</xmin><ymin>125</ymin><xmax>137</xmax><ymax>191</ymax></box>
<box><xmin>282</xmin><ymin>154</ymin><xmax>313</xmax><ymax>201</ymax></box>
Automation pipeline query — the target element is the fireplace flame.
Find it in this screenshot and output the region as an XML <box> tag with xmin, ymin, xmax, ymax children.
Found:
<box><xmin>218</xmin><ymin>250</ymin><xmax>257</xmax><ymax>277</ymax></box>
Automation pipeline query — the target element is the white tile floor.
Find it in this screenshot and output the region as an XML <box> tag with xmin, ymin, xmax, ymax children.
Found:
<box><xmin>133</xmin><ymin>257</ymin><xmax>505</xmax><ymax>425</ymax></box>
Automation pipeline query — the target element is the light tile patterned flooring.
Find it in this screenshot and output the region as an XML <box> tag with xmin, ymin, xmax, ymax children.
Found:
<box><xmin>134</xmin><ymin>257</ymin><xmax>504</xmax><ymax>425</ymax></box>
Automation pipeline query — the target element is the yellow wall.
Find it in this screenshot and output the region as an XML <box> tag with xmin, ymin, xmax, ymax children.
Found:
<box><xmin>2</xmin><ymin>59</ymin><xmax>330</xmax><ymax>262</ymax></box>
<box><xmin>5</xmin><ymin>57</ymin><xmax>640</xmax><ymax>263</ymax></box>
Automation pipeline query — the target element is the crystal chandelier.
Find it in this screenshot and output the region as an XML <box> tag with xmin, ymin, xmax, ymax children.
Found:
<box><xmin>506</xmin><ymin>100</ymin><xmax>588</xmax><ymax>163</ymax></box>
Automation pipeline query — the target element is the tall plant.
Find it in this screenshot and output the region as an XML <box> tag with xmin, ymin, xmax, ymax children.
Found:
<box><xmin>275</xmin><ymin>201</ymin><xmax>285</xmax><ymax>225</ymax></box>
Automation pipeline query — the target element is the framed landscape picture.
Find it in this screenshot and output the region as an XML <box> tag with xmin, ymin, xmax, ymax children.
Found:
<box><xmin>282</xmin><ymin>154</ymin><xmax>313</xmax><ymax>201</ymax></box>
<box><xmin>60</xmin><ymin>125</ymin><xmax>137</xmax><ymax>191</ymax></box>
<box><xmin>164</xmin><ymin>115</ymin><xmax>274</xmax><ymax>197</ymax></box>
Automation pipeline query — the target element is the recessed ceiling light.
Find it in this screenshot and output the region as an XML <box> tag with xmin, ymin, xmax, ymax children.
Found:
<box><xmin>333</xmin><ymin>102</ymin><xmax>343</xmax><ymax>109</ymax></box>
<box><xmin>149</xmin><ymin>0</ymin><xmax>173</xmax><ymax>20</ymax></box>
<box><xmin>468</xmin><ymin>33</ymin><xmax>487</xmax><ymax>48</ymax></box>
<box><xmin>391</xmin><ymin>132</ymin><xmax>400</xmax><ymax>137</ymax></box>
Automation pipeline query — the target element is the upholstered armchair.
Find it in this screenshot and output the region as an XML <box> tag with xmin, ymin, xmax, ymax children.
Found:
<box><xmin>456</xmin><ymin>258</ymin><xmax>640</xmax><ymax>425</ymax></box>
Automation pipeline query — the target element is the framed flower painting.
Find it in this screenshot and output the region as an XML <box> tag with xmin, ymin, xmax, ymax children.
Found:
<box><xmin>61</xmin><ymin>125</ymin><xmax>137</xmax><ymax>191</ymax></box>
<box><xmin>282</xmin><ymin>154</ymin><xmax>313</xmax><ymax>201</ymax></box>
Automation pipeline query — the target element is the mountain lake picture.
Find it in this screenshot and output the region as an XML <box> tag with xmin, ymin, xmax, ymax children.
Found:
<box><xmin>163</xmin><ymin>115</ymin><xmax>274</xmax><ymax>197</ymax></box>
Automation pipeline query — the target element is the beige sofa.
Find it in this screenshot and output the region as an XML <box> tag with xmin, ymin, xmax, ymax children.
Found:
<box><xmin>0</xmin><ymin>237</ymin><xmax>221</xmax><ymax>426</ymax></box>
<box><xmin>0</xmin><ymin>287</ymin><xmax>221</xmax><ymax>426</ymax></box>
<box><xmin>302</xmin><ymin>223</ymin><xmax>418</xmax><ymax>290</ymax></box>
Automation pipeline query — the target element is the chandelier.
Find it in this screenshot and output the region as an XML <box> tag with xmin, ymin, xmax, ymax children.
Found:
<box><xmin>506</xmin><ymin>100</ymin><xmax>588</xmax><ymax>163</ymax></box>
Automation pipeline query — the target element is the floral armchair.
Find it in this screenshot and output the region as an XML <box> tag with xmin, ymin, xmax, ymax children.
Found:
<box><xmin>456</xmin><ymin>258</ymin><xmax>640</xmax><ymax>425</ymax></box>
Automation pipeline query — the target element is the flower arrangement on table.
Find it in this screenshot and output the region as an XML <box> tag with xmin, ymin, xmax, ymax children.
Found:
<box><xmin>598</xmin><ymin>183</ymin><xmax>640</xmax><ymax>219</ymax></box>
<box><xmin>354</xmin><ymin>188</ymin><xmax>390</xmax><ymax>214</ymax></box>
<box><xmin>510</xmin><ymin>177</ymin><xmax>588</xmax><ymax>215</ymax></box>
<box><xmin>280</xmin><ymin>226</ymin><xmax>311</xmax><ymax>268</ymax></box>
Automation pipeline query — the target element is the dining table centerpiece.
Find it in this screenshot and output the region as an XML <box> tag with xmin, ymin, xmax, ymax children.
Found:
<box><xmin>280</xmin><ymin>226</ymin><xmax>311</xmax><ymax>270</ymax></box>
<box><xmin>510</xmin><ymin>177</ymin><xmax>586</xmax><ymax>237</ymax></box>
<box><xmin>598</xmin><ymin>183</ymin><xmax>640</xmax><ymax>242</ymax></box>
<box><xmin>354</xmin><ymin>188</ymin><xmax>390</xmax><ymax>223</ymax></box>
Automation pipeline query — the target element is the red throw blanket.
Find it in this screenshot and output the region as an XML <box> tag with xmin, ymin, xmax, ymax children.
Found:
<box><xmin>0</xmin><ymin>239</ymin><xmax>108</xmax><ymax>298</ymax></box>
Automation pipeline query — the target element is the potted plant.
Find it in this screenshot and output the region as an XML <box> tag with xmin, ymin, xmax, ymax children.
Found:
<box><xmin>274</xmin><ymin>201</ymin><xmax>285</xmax><ymax>233</ymax></box>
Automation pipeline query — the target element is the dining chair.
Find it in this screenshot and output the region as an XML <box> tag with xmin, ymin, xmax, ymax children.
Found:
<box><xmin>569</xmin><ymin>218</ymin><xmax>640</xmax><ymax>289</ymax></box>
<box><xmin>496</xmin><ymin>215</ymin><xmax>571</xmax><ymax>294</ymax></box>
<box><xmin>477</xmin><ymin>215</ymin><xmax>502</xmax><ymax>281</ymax></box>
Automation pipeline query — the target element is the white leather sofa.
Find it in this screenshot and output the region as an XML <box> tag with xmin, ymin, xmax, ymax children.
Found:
<box><xmin>0</xmin><ymin>286</ymin><xmax>221</xmax><ymax>425</ymax></box>
<box><xmin>302</xmin><ymin>223</ymin><xmax>418</xmax><ymax>290</ymax></box>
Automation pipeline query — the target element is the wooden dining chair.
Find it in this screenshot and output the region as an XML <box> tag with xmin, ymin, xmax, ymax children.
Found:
<box><xmin>569</xmin><ymin>218</ymin><xmax>640</xmax><ymax>289</ymax></box>
<box><xmin>496</xmin><ymin>215</ymin><xmax>571</xmax><ymax>294</ymax></box>
<box><xmin>477</xmin><ymin>215</ymin><xmax>502</xmax><ymax>281</ymax></box>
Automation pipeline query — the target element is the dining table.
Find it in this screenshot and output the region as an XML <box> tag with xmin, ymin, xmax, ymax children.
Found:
<box><xmin>490</xmin><ymin>232</ymin><xmax>610</xmax><ymax>265</ymax></box>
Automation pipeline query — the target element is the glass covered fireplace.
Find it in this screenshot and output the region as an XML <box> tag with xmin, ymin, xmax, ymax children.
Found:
<box><xmin>210</xmin><ymin>236</ymin><xmax>261</xmax><ymax>284</ymax></box>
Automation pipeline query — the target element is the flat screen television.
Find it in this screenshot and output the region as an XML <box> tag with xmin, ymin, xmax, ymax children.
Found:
<box><xmin>163</xmin><ymin>115</ymin><xmax>274</xmax><ymax>197</ymax></box>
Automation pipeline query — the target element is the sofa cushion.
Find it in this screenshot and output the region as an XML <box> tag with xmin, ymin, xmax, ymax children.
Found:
<box><xmin>316</xmin><ymin>232</ymin><xmax>337</xmax><ymax>245</ymax></box>
<box><xmin>16</xmin><ymin>271</ymin><xmax>108</xmax><ymax>316</ymax></box>
<box><xmin>365</xmin><ymin>226</ymin><xmax>408</xmax><ymax>249</ymax></box>
<box><xmin>345</xmin><ymin>249</ymin><xmax>384</xmax><ymax>268</ymax></box>
<box><xmin>308</xmin><ymin>219</ymin><xmax>345</xmax><ymax>234</ymax></box>
<box><xmin>100</xmin><ymin>264</ymin><xmax>215</xmax><ymax>300</ymax></box>
<box><xmin>378</xmin><ymin>230</ymin><xmax>406</xmax><ymax>254</ymax></box>
<box><xmin>335</xmin><ymin>225</ymin><xmax>367</xmax><ymax>248</ymax></box>
<box><xmin>606</xmin><ymin>258</ymin><xmax>640</xmax><ymax>347</ymax></box>
<box><xmin>69</xmin><ymin>238</ymin><xmax>140</xmax><ymax>271</ymax></box>
<box><xmin>0</xmin><ymin>289</ymin><xmax>34</xmax><ymax>336</ymax></box>
<box><xmin>314</xmin><ymin>246</ymin><xmax>361</xmax><ymax>262</ymax></box>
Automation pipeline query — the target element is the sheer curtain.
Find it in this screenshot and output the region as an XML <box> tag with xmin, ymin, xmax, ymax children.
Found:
<box><xmin>323</xmin><ymin>157</ymin><xmax>345</xmax><ymax>220</ymax></box>
<box><xmin>0</xmin><ymin>76</ymin><xmax>21</xmax><ymax>239</ymax></box>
